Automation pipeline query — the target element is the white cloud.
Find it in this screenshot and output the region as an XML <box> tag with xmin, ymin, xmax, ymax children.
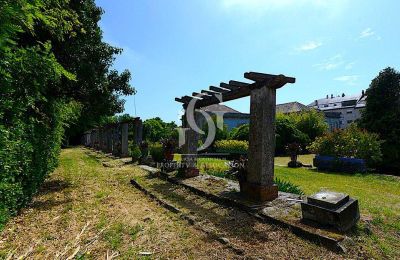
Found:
<box><xmin>297</xmin><ymin>41</ymin><xmax>322</xmax><ymax>51</ymax></box>
<box><xmin>345</xmin><ymin>61</ymin><xmax>355</xmax><ymax>70</ymax></box>
<box><xmin>314</xmin><ymin>54</ymin><xmax>344</xmax><ymax>71</ymax></box>
<box><xmin>334</xmin><ymin>75</ymin><xmax>359</xmax><ymax>86</ymax></box>
<box><xmin>360</xmin><ymin>28</ymin><xmax>375</xmax><ymax>38</ymax></box>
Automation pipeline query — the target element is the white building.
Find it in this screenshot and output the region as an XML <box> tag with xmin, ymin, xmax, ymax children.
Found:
<box><xmin>308</xmin><ymin>91</ymin><xmax>366</xmax><ymax>131</ymax></box>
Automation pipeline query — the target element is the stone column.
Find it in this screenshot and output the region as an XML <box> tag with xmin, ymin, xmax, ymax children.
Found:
<box><xmin>121</xmin><ymin>122</ymin><xmax>129</xmax><ymax>157</ymax></box>
<box><xmin>244</xmin><ymin>84</ymin><xmax>278</xmax><ymax>202</ymax></box>
<box><xmin>135</xmin><ymin>119</ymin><xmax>143</xmax><ymax>145</ymax></box>
<box><xmin>106</xmin><ymin>126</ymin><xmax>113</xmax><ymax>153</ymax></box>
<box><xmin>180</xmin><ymin>110</ymin><xmax>199</xmax><ymax>177</ymax></box>
<box><xmin>112</xmin><ymin>125</ymin><xmax>120</xmax><ymax>156</ymax></box>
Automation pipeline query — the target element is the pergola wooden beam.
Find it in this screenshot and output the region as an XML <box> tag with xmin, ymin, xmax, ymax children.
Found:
<box><xmin>209</xmin><ymin>86</ymin><xmax>230</xmax><ymax>93</ymax></box>
<box><xmin>175</xmin><ymin>72</ymin><xmax>295</xmax><ymax>108</ymax></box>
<box><xmin>244</xmin><ymin>72</ymin><xmax>295</xmax><ymax>86</ymax></box>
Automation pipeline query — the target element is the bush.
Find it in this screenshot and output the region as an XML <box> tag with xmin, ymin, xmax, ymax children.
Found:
<box><xmin>274</xmin><ymin>178</ymin><xmax>305</xmax><ymax>195</ymax></box>
<box><xmin>143</xmin><ymin>117</ymin><xmax>178</xmax><ymax>142</ymax></box>
<box><xmin>150</xmin><ymin>143</ymin><xmax>164</xmax><ymax>163</ymax></box>
<box><xmin>276</xmin><ymin>114</ymin><xmax>310</xmax><ymax>155</ymax></box>
<box><xmin>214</xmin><ymin>140</ymin><xmax>248</xmax><ymax>154</ymax></box>
<box><xmin>290</xmin><ymin>109</ymin><xmax>328</xmax><ymax>142</ymax></box>
<box><xmin>229</xmin><ymin>124</ymin><xmax>249</xmax><ymax>141</ymax></box>
<box><xmin>130</xmin><ymin>143</ymin><xmax>142</xmax><ymax>162</ymax></box>
<box><xmin>308</xmin><ymin>124</ymin><xmax>383</xmax><ymax>167</ymax></box>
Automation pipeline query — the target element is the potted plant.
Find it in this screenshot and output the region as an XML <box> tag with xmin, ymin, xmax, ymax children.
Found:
<box><xmin>285</xmin><ymin>142</ymin><xmax>303</xmax><ymax>168</ymax></box>
<box><xmin>227</xmin><ymin>156</ymin><xmax>248</xmax><ymax>191</ymax></box>
<box><xmin>161</xmin><ymin>138</ymin><xmax>176</xmax><ymax>161</ymax></box>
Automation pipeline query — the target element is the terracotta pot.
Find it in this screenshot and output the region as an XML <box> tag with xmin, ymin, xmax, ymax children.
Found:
<box><xmin>164</xmin><ymin>152</ymin><xmax>174</xmax><ymax>161</ymax></box>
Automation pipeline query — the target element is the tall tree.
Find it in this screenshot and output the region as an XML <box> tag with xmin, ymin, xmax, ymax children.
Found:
<box><xmin>16</xmin><ymin>0</ymin><xmax>135</xmax><ymax>143</ymax></box>
<box><xmin>360</xmin><ymin>67</ymin><xmax>400</xmax><ymax>171</ymax></box>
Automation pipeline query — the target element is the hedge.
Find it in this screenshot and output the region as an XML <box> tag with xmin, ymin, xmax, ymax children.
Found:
<box><xmin>214</xmin><ymin>140</ymin><xmax>249</xmax><ymax>154</ymax></box>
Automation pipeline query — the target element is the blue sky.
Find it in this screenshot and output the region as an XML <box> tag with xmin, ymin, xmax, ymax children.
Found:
<box><xmin>96</xmin><ymin>0</ymin><xmax>400</xmax><ymax>123</ymax></box>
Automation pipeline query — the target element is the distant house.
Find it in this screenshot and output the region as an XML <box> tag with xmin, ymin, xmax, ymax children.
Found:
<box><xmin>276</xmin><ymin>102</ymin><xmax>309</xmax><ymax>114</ymax></box>
<box><xmin>308</xmin><ymin>91</ymin><xmax>366</xmax><ymax>131</ymax></box>
<box><xmin>197</xmin><ymin>102</ymin><xmax>308</xmax><ymax>131</ymax></box>
<box><xmin>197</xmin><ymin>104</ymin><xmax>249</xmax><ymax>131</ymax></box>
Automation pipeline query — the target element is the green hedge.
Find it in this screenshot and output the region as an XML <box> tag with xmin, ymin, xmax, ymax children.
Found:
<box><xmin>214</xmin><ymin>140</ymin><xmax>249</xmax><ymax>154</ymax></box>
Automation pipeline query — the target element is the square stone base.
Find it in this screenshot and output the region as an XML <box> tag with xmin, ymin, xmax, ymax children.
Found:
<box><xmin>301</xmin><ymin>197</ymin><xmax>360</xmax><ymax>232</ymax></box>
<box><xmin>240</xmin><ymin>182</ymin><xmax>278</xmax><ymax>202</ymax></box>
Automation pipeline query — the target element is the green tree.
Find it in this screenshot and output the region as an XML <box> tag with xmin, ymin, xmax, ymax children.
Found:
<box><xmin>290</xmin><ymin>109</ymin><xmax>328</xmax><ymax>142</ymax></box>
<box><xmin>360</xmin><ymin>67</ymin><xmax>400</xmax><ymax>171</ymax></box>
<box><xmin>229</xmin><ymin>124</ymin><xmax>249</xmax><ymax>141</ymax></box>
<box><xmin>275</xmin><ymin>114</ymin><xmax>310</xmax><ymax>155</ymax></box>
<box><xmin>143</xmin><ymin>117</ymin><xmax>178</xmax><ymax>142</ymax></box>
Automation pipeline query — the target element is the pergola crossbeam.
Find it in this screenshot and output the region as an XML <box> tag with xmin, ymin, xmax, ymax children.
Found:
<box><xmin>209</xmin><ymin>86</ymin><xmax>230</xmax><ymax>93</ymax></box>
<box><xmin>175</xmin><ymin>72</ymin><xmax>295</xmax><ymax>108</ymax></box>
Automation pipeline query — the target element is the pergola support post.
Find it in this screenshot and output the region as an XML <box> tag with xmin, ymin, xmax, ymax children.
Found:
<box><xmin>121</xmin><ymin>122</ymin><xmax>129</xmax><ymax>157</ymax></box>
<box><xmin>180</xmin><ymin>111</ymin><xmax>199</xmax><ymax>178</ymax></box>
<box><xmin>244</xmin><ymin>84</ymin><xmax>278</xmax><ymax>202</ymax></box>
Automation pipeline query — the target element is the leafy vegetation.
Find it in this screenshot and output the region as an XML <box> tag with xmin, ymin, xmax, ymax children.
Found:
<box><xmin>143</xmin><ymin>117</ymin><xmax>178</xmax><ymax>142</ymax></box>
<box><xmin>150</xmin><ymin>143</ymin><xmax>164</xmax><ymax>163</ymax></box>
<box><xmin>228</xmin><ymin>124</ymin><xmax>249</xmax><ymax>141</ymax></box>
<box><xmin>226</xmin><ymin>110</ymin><xmax>327</xmax><ymax>155</ymax></box>
<box><xmin>307</xmin><ymin>124</ymin><xmax>383</xmax><ymax>167</ymax></box>
<box><xmin>274</xmin><ymin>178</ymin><xmax>304</xmax><ymax>195</ymax></box>
<box><xmin>0</xmin><ymin>0</ymin><xmax>133</xmax><ymax>228</ymax></box>
<box><xmin>214</xmin><ymin>140</ymin><xmax>249</xmax><ymax>154</ymax></box>
<box><xmin>360</xmin><ymin>67</ymin><xmax>400</xmax><ymax>172</ymax></box>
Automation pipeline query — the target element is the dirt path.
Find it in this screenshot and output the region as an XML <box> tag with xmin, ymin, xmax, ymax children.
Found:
<box><xmin>0</xmin><ymin>148</ymin><xmax>343</xmax><ymax>259</ymax></box>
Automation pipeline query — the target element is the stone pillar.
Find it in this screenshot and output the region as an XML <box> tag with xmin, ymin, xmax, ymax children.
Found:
<box><xmin>112</xmin><ymin>125</ymin><xmax>120</xmax><ymax>156</ymax></box>
<box><xmin>106</xmin><ymin>126</ymin><xmax>113</xmax><ymax>153</ymax></box>
<box><xmin>121</xmin><ymin>122</ymin><xmax>129</xmax><ymax>157</ymax></box>
<box><xmin>134</xmin><ymin>119</ymin><xmax>143</xmax><ymax>145</ymax></box>
<box><xmin>181</xmin><ymin>128</ymin><xmax>199</xmax><ymax>177</ymax></box>
<box><xmin>244</xmin><ymin>84</ymin><xmax>278</xmax><ymax>202</ymax></box>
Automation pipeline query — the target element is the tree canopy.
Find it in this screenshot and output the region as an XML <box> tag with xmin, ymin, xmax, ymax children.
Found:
<box><xmin>0</xmin><ymin>0</ymin><xmax>133</xmax><ymax>228</ymax></box>
<box><xmin>360</xmin><ymin>67</ymin><xmax>400</xmax><ymax>171</ymax></box>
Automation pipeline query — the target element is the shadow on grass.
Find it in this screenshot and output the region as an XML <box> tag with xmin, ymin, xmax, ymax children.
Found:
<box><xmin>29</xmin><ymin>198</ymin><xmax>73</xmax><ymax>211</ymax></box>
<box><xmin>146</xmin><ymin>180</ymin><xmax>280</xmax><ymax>244</ymax></box>
<box><xmin>37</xmin><ymin>179</ymin><xmax>71</xmax><ymax>195</ymax></box>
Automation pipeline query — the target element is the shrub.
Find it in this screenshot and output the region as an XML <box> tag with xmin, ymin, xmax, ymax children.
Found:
<box><xmin>290</xmin><ymin>109</ymin><xmax>328</xmax><ymax>142</ymax></box>
<box><xmin>307</xmin><ymin>124</ymin><xmax>383</xmax><ymax>167</ymax></box>
<box><xmin>143</xmin><ymin>117</ymin><xmax>178</xmax><ymax>142</ymax></box>
<box><xmin>274</xmin><ymin>178</ymin><xmax>305</xmax><ymax>195</ymax></box>
<box><xmin>229</xmin><ymin>124</ymin><xmax>249</xmax><ymax>141</ymax></box>
<box><xmin>214</xmin><ymin>140</ymin><xmax>249</xmax><ymax>154</ymax></box>
<box><xmin>276</xmin><ymin>114</ymin><xmax>310</xmax><ymax>155</ymax></box>
<box><xmin>150</xmin><ymin>143</ymin><xmax>164</xmax><ymax>163</ymax></box>
<box><xmin>129</xmin><ymin>143</ymin><xmax>142</xmax><ymax>162</ymax></box>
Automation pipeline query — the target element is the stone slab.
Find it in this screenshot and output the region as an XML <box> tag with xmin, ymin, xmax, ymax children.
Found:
<box><xmin>302</xmin><ymin>196</ymin><xmax>360</xmax><ymax>232</ymax></box>
<box><xmin>308</xmin><ymin>191</ymin><xmax>349</xmax><ymax>210</ymax></box>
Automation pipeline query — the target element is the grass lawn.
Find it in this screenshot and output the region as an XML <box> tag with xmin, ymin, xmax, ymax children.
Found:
<box><xmin>275</xmin><ymin>154</ymin><xmax>315</xmax><ymax>166</ymax></box>
<box><xmin>0</xmin><ymin>148</ymin><xmax>239</xmax><ymax>259</ymax></box>
<box><xmin>174</xmin><ymin>153</ymin><xmax>400</xmax><ymax>258</ymax></box>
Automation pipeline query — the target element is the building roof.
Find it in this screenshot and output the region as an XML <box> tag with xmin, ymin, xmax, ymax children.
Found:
<box><xmin>308</xmin><ymin>92</ymin><xmax>366</xmax><ymax>111</ymax></box>
<box><xmin>200</xmin><ymin>104</ymin><xmax>241</xmax><ymax>113</ymax></box>
<box><xmin>276</xmin><ymin>102</ymin><xmax>308</xmax><ymax>114</ymax></box>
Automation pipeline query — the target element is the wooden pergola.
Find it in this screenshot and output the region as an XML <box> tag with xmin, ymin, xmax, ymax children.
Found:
<box><xmin>175</xmin><ymin>72</ymin><xmax>295</xmax><ymax>202</ymax></box>
<box><xmin>175</xmin><ymin>72</ymin><xmax>295</xmax><ymax>108</ymax></box>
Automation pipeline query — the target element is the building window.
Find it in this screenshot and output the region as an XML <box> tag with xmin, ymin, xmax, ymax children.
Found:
<box><xmin>347</xmin><ymin>110</ymin><xmax>353</xmax><ymax>114</ymax></box>
<box><xmin>324</xmin><ymin>105</ymin><xmax>328</xmax><ymax>107</ymax></box>
<box><xmin>347</xmin><ymin>120</ymin><xmax>353</xmax><ymax>124</ymax></box>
